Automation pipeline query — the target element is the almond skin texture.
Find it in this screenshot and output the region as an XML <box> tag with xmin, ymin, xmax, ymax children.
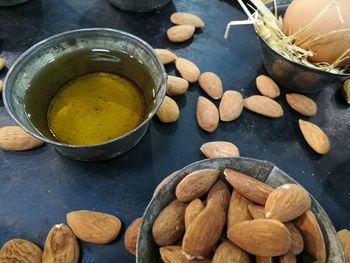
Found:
<box><xmin>156</xmin><ymin>96</ymin><xmax>180</xmax><ymax>123</ymax></box>
<box><xmin>248</xmin><ymin>204</ymin><xmax>265</xmax><ymax>219</ymax></box>
<box><xmin>0</xmin><ymin>80</ymin><xmax>3</xmax><ymax>93</ymax></box>
<box><xmin>256</xmin><ymin>75</ymin><xmax>281</xmax><ymax>98</ymax></box>
<box><xmin>175</xmin><ymin>168</ymin><xmax>220</xmax><ymax>202</ymax></box>
<box><xmin>212</xmin><ymin>240</ymin><xmax>250</xmax><ymax>263</ymax></box>
<box><xmin>160</xmin><ymin>246</ymin><xmax>211</xmax><ymax>263</ymax></box>
<box><xmin>265</xmin><ymin>184</ymin><xmax>311</xmax><ymax>223</ymax></box>
<box><xmin>337</xmin><ymin>229</ymin><xmax>350</xmax><ymax>263</ymax></box>
<box><xmin>196</xmin><ymin>96</ymin><xmax>219</xmax><ymax>133</ymax></box>
<box><xmin>152</xmin><ymin>200</ymin><xmax>187</xmax><ymax>246</ymax></box>
<box><xmin>154</xmin><ymin>171</ymin><xmax>178</xmax><ymax>195</ymax></box>
<box><xmin>286</xmin><ymin>93</ymin><xmax>317</xmax><ymax>116</ymax></box>
<box><xmin>299</xmin><ymin>119</ymin><xmax>330</xmax><ymax>154</ymax></box>
<box><xmin>0</xmin><ymin>57</ymin><xmax>5</xmax><ymax>70</ymax></box>
<box><xmin>42</xmin><ymin>224</ymin><xmax>79</xmax><ymax>263</ymax></box>
<box><xmin>175</xmin><ymin>58</ymin><xmax>200</xmax><ymax>83</ymax></box>
<box><xmin>224</xmin><ymin>168</ymin><xmax>273</xmax><ymax>205</ymax></box>
<box><xmin>185</xmin><ymin>198</ymin><xmax>205</xmax><ymax>230</ymax></box>
<box><xmin>198</xmin><ymin>72</ymin><xmax>223</xmax><ymax>99</ymax></box>
<box><xmin>124</xmin><ymin>217</ymin><xmax>142</xmax><ymax>256</ymax></box>
<box><xmin>66</xmin><ymin>210</ymin><xmax>121</xmax><ymax>244</ymax></box>
<box><xmin>219</xmin><ymin>90</ymin><xmax>244</xmax><ymax>121</ymax></box>
<box><xmin>167</xmin><ymin>75</ymin><xmax>189</xmax><ymax>96</ymax></box>
<box><xmin>0</xmin><ymin>238</ymin><xmax>42</xmax><ymax>263</ymax></box>
<box><xmin>256</xmin><ymin>256</ymin><xmax>273</xmax><ymax>263</ymax></box>
<box><xmin>244</xmin><ymin>95</ymin><xmax>284</xmax><ymax>118</ymax></box>
<box><xmin>154</xmin><ymin>49</ymin><xmax>177</xmax><ymax>65</ymax></box>
<box><xmin>170</xmin><ymin>12</ymin><xmax>204</xmax><ymax>28</ymax></box>
<box><xmin>200</xmin><ymin>141</ymin><xmax>240</xmax><ymax>158</ymax></box>
<box><xmin>0</xmin><ymin>126</ymin><xmax>44</xmax><ymax>151</ymax></box>
<box><xmin>227</xmin><ymin>191</ymin><xmax>252</xmax><ymax>229</ymax></box>
<box><xmin>167</xmin><ymin>25</ymin><xmax>195</xmax><ymax>43</ymax></box>
<box><xmin>279</xmin><ymin>252</ymin><xmax>297</xmax><ymax>263</ymax></box>
<box><xmin>294</xmin><ymin>211</ymin><xmax>326</xmax><ymax>263</ymax></box>
<box><xmin>285</xmin><ymin>222</ymin><xmax>304</xmax><ymax>255</ymax></box>
<box><xmin>228</xmin><ymin>219</ymin><xmax>291</xmax><ymax>257</ymax></box>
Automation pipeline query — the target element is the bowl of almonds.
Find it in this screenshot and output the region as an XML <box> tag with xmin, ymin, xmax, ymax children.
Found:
<box><xmin>137</xmin><ymin>157</ymin><xmax>345</xmax><ymax>262</ymax></box>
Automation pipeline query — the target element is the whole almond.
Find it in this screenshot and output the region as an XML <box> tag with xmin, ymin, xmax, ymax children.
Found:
<box><xmin>224</xmin><ymin>168</ymin><xmax>273</xmax><ymax>205</ymax></box>
<box><xmin>154</xmin><ymin>171</ymin><xmax>178</xmax><ymax>195</ymax></box>
<box><xmin>337</xmin><ymin>229</ymin><xmax>350</xmax><ymax>263</ymax></box>
<box><xmin>160</xmin><ymin>246</ymin><xmax>211</xmax><ymax>263</ymax></box>
<box><xmin>0</xmin><ymin>79</ymin><xmax>3</xmax><ymax>93</ymax></box>
<box><xmin>167</xmin><ymin>76</ymin><xmax>189</xmax><ymax>96</ymax></box>
<box><xmin>175</xmin><ymin>168</ymin><xmax>220</xmax><ymax>202</ymax></box>
<box><xmin>219</xmin><ymin>90</ymin><xmax>244</xmax><ymax>121</ymax></box>
<box><xmin>42</xmin><ymin>224</ymin><xmax>79</xmax><ymax>263</ymax></box>
<box><xmin>175</xmin><ymin>58</ymin><xmax>200</xmax><ymax>83</ymax></box>
<box><xmin>294</xmin><ymin>211</ymin><xmax>326</xmax><ymax>263</ymax></box>
<box><xmin>198</xmin><ymin>72</ymin><xmax>223</xmax><ymax>99</ymax></box>
<box><xmin>227</xmin><ymin>191</ymin><xmax>252</xmax><ymax>229</ymax></box>
<box><xmin>0</xmin><ymin>238</ymin><xmax>42</xmax><ymax>263</ymax></box>
<box><xmin>0</xmin><ymin>126</ymin><xmax>44</xmax><ymax>151</ymax></box>
<box><xmin>156</xmin><ymin>96</ymin><xmax>180</xmax><ymax>123</ymax></box>
<box><xmin>66</xmin><ymin>210</ymin><xmax>121</xmax><ymax>244</ymax></box>
<box><xmin>0</xmin><ymin>57</ymin><xmax>5</xmax><ymax>70</ymax></box>
<box><xmin>244</xmin><ymin>95</ymin><xmax>284</xmax><ymax>118</ymax></box>
<box><xmin>256</xmin><ymin>75</ymin><xmax>280</xmax><ymax>98</ymax></box>
<box><xmin>152</xmin><ymin>200</ymin><xmax>187</xmax><ymax>246</ymax></box>
<box><xmin>167</xmin><ymin>25</ymin><xmax>195</xmax><ymax>43</ymax></box>
<box><xmin>124</xmin><ymin>217</ymin><xmax>142</xmax><ymax>256</ymax></box>
<box><xmin>154</xmin><ymin>49</ymin><xmax>177</xmax><ymax>65</ymax></box>
<box><xmin>228</xmin><ymin>219</ymin><xmax>291</xmax><ymax>257</ymax></box>
<box><xmin>286</xmin><ymin>93</ymin><xmax>317</xmax><ymax>116</ymax></box>
<box><xmin>265</xmin><ymin>184</ymin><xmax>311</xmax><ymax>222</ymax></box>
<box><xmin>299</xmin><ymin>119</ymin><xmax>330</xmax><ymax>154</ymax></box>
<box><xmin>343</xmin><ymin>79</ymin><xmax>350</xmax><ymax>104</ymax></box>
<box><xmin>200</xmin><ymin>141</ymin><xmax>240</xmax><ymax>158</ymax></box>
<box><xmin>185</xmin><ymin>198</ymin><xmax>205</xmax><ymax>230</ymax></box>
<box><xmin>212</xmin><ymin>240</ymin><xmax>250</xmax><ymax>263</ymax></box>
<box><xmin>256</xmin><ymin>256</ymin><xmax>273</xmax><ymax>263</ymax></box>
<box><xmin>196</xmin><ymin>96</ymin><xmax>219</xmax><ymax>133</ymax></box>
<box><xmin>248</xmin><ymin>204</ymin><xmax>265</xmax><ymax>219</ymax></box>
<box><xmin>170</xmin><ymin>12</ymin><xmax>204</xmax><ymax>28</ymax></box>
<box><xmin>279</xmin><ymin>252</ymin><xmax>297</xmax><ymax>263</ymax></box>
<box><xmin>285</xmin><ymin>222</ymin><xmax>304</xmax><ymax>255</ymax></box>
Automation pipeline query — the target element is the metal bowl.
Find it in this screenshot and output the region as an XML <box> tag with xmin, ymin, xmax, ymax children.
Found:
<box><xmin>137</xmin><ymin>157</ymin><xmax>345</xmax><ymax>262</ymax></box>
<box><xmin>0</xmin><ymin>0</ymin><xmax>30</xmax><ymax>6</ymax></box>
<box><xmin>108</xmin><ymin>0</ymin><xmax>171</xmax><ymax>13</ymax></box>
<box><xmin>3</xmin><ymin>28</ymin><xmax>167</xmax><ymax>161</ymax></box>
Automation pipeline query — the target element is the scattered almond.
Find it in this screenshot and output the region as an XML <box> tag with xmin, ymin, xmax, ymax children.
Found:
<box><xmin>279</xmin><ymin>252</ymin><xmax>297</xmax><ymax>263</ymax></box>
<box><xmin>343</xmin><ymin>79</ymin><xmax>350</xmax><ymax>104</ymax></box>
<box><xmin>0</xmin><ymin>238</ymin><xmax>42</xmax><ymax>263</ymax></box>
<box><xmin>198</xmin><ymin>72</ymin><xmax>223</xmax><ymax>100</ymax></box>
<box><xmin>196</xmin><ymin>96</ymin><xmax>219</xmax><ymax>132</ymax></box>
<box><xmin>219</xmin><ymin>90</ymin><xmax>244</xmax><ymax>121</ymax></box>
<box><xmin>185</xmin><ymin>198</ymin><xmax>205</xmax><ymax>230</ymax></box>
<box><xmin>170</xmin><ymin>12</ymin><xmax>204</xmax><ymax>28</ymax></box>
<box><xmin>212</xmin><ymin>240</ymin><xmax>250</xmax><ymax>263</ymax></box>
<box><xmin>248</xmin><ymin>204</ymin><xmax>265</xmax><ymax>219</ymax></box>
<box><xmin>200</xmin><ymin>141</ymin><xmax>240</xmax><ymax>158</ymax></box>
<box><xmin>286</xmin><ymin>93</ymin><xmax>317</xmax><ymax>116</ymax></box>
<box><xmin>299</xmin><ymin>119</ymin><xmax>330</xmax><ymax>154</ymax></box>
<box><xmin>244</xmin><ymin>95</ymin><xmax>284</xmax><ymax>118</ymax></box>
<box><xmin>256</xmin><ymin>75</ymin><xmax>280</xmax><ymax>98</ymax></box>
<box><xmin>0</xmin><ymin>79</ymin><xmax>3</xmax><ymax>93</ymax></box>
<box><xmin>167</xmin><ymin>75</ymin><xmax>189</xmax><ymax>96</ymax></box>
<box><xmin>337</xmin><ymin>229</ymin><xmax>350</xmax><ymax>263</ymax></box>
<box><xmin>154</xmin><ymin>49</ymin><xmax>177</xmax><ymax>65</ymax></box>
<box><xmin>160</xmin><ymin>246</ymin><xmax>211</xmax><ymax>263</ymax></box>
<box><xmin>154</xmin><ymin>171</ymin><xmax>178</xmax><ymax>195</ymax></box>
<box><xmin>227</xmin><ymin>191</ymin><xmax>252</xmax><ymax>229</ymax></box>
<box><xmin>156</xmin><ymin>96</ymin><xmax>180</xmax><ymax>123</ymax></box>
<box><xmin>124</xmin><ymin>217</ymin><xmax>142</xmax><ymax>256</ymax></box>
<box><xmin>175</xmin><ymin>57</ymin><xmax>200</xmax><ymax>83</ymax></box>
<box><xmin>0</xmin><ymin>57</ymin><xmax>6</xmax><ymax>70</ymax></box>
<box><xmin>285</xmin><ymin>222</ymin><xmax>304</xmax><ymax>255</ymax></box>
<box><xmin>256</xmin><ymin>256</ymin><xmax>273</xmax><ymax>263</ymax></box>
<box><xmin>167</xmin><ymin>25</ymin><xmax>195</xmax><ymax>43</ymax></box>
<box><xmin>0</xmin><ymin>126</ymin><xmax>44</xmax><ymax>151</ymax></box>
<box><xmin>66</xmin><ymin>210</ymin><xmax>121</xmax><ymax>244</ymax></box>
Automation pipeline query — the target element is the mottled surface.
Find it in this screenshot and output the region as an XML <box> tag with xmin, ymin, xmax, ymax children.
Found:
<box><xmin>0</xmin><ymin>0</ymin><xmax>349</xmax><ymax>262</ymax></box>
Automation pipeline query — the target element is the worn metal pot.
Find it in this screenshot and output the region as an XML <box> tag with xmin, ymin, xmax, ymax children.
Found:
<box><xmin>109</xmin><ymin>0</ymin><xmax>171</xmax><ymax>12</ymax></box>
<box><xmin>0</xmin><ymin>0</ymin><xmax>30</xmax><ymax>6</ymax></box>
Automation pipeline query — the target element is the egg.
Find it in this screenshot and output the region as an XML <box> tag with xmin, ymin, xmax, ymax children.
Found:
<box><xmin>283</xmin><ymin>0</ymin><xmax>350</xmax><ymax>66</ymax></box>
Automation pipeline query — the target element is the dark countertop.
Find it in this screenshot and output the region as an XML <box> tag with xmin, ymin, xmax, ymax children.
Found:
<box><xmin>0</xmin><ymin>0</ymin><xmax>349</xmax><ymax>262</ymax></box>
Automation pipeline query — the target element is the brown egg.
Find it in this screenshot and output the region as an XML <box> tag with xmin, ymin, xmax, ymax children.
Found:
<box><xmin>283</xmin><ymin>0</ymin><xmax>350</xmax><ymax>66</ymax></box>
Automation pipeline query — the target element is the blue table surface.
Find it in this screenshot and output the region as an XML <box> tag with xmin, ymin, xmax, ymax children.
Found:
<box><xmin>0</xmin><ymin>0</ymin><xmax>349</xmax><ymax>262</ymax></box>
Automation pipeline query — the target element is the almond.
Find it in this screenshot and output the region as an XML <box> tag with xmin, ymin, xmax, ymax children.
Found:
<box><xmin>0</xmin><ymin>238</ymin><xmax>42</xmax><ymax>263</ymax></box>
<box><xmin>152</xmin><ymin>200</ymin><xmax>187</xmax><ymax>246</ymax></box>
<box><xmin>160</xmin><ymin>246</ymin><xmax>211</xmax><ymax>263</ymax></box>
<box><xmin>343</xmin><ymin>79</ymin><xmax>350</xmax><ymax>104</ymax></box>
<box><xmin>227</xmin><ymin>191</ymin><xmax>252</xmax><ymax>229</ymax></box>
<box><xmin>185</xmin><ymin>198</ymin><xmax>205</xmax><ymax>230</ymax></box>
<box><xmin>154</xmin><ymin>49</ymin><xmax>177</xmax><ymax>65</ymax></box>
<box><xmin>224</xmin><ymin>168</ymin><xmax>273</xmax><ymax>205</ymax></box>
<box><xmin>198</xmin><ymin>72</ymin><xmax>223</xmax><ymax>99</ymax></box>
<box><xmin>167</xmin><ymin>25</ymin><xmax>195</xmax><ymax>43</ymax></box>
<box><xmin>219</xmin><ymin>90</ymin><xmax>244</xmax><ymax>121</ymax></box>
<box><xmin>337</xmin><ymin>229</ymin><xmax>350</xmax><ymax>263</ymax></box>
<box><xmin>0</xmin><ymin>79</ymin><xmax>3</xmax><ymax>93</ymax></box>
<box><xmin>0</xmin><ymin>126</ymin><xmax>44</xmax><ymax>151</ymax></box>
<box><xmin>299</xmin><ymin>119</ymin><xmax>330</xmax><ymax>154</ymax></box>
<box><xmin>124</xmin><ymin>217</ymin><xmax>142</xmax><ymax>256</ymax></box>
<box><xmin>256</xmin><ymin>75</ymin><xmax>280</xmax><ymax>98</ymax></box>
<box><xmin>154</xmin><ymin>171</ymin><xmax>178</xmax><ymax>195</ymax></box>
<box><xmin>170</xmin><ymin>12</ymin><xmax>204</xmax><ymax>28</ymax></box>
<box><xmin>286</xmin><ymin>93</ymin><xmax>317</xmax><ymax>116</ymax></box>
<box><xmin>244</xmin><ymin>95</ymin><xmax>284</xmax><ymax>118</ymax></box>
<box><xmin>285</xmin><ymin>222</ymin><xmax>304</xmax><ymax>255</ymax></box>
<box><xmin>265</xmin><ymin>184</ymin><xmax>311</xmax><ymax>222</ymax></box>
<box><xmin>0</xmin><ymin>57</ymin><xmax>5</xmax><ymax>70</ymax></box>
<box><xmin>256</xmin><ymin>256</ymin><xmax>273</xmax><ymax>263</ymax></box>
<box><xmin>175</xmin><ymin>168</ymin><xmax>220</xmax><ymax>202</ymax></box>
<box><xmin>294</xmin><ymin>211</ymin><xmax>326</xmax><ymax>263</ymax></box>
<box><xmin>200</xmin><ymin>141</ymin><xmax>240</xmax><ymax>158</ymax></box>
<box><xmin>66</xmin><ymin>210</ymin><xmax>121</xmax><ymax>244</ymax></box>
<box><xmin>212</xmin><ymin>240</ymin><xmax>250</xmax><ymax>263</ymax></box>
<box><xmin>42</xmin><ymin>224</ymin><xmax>79</xmax><ymax>263</ymax></box>
<box><xmin>279</xmin><ymin>252</ymin><xmax>297</xmax><ymax>263</ymax></box>
<box><xmin>248</xmin><ymin>204</ymin><xmax>265</xmax><ymax>219</ymax></box>
<box><xmin>196</xmin><ymin>96</ymin><xmax>219</xmax><ymax>132</ymax></box>
<box><xmin>175</xmin><ymin>58</ymin><xmax>200</xmax><ymax>83</ymax></box>
<box><xmin>167</xmin><ymin>75</ymin><xmax>189</xmax><ymax>96</ymax></box>
<box><xmin>228</xmin><ymin>219</ymin><xmax>291</xmax><ymax>257</ymax></box>
<box><xmin>156</xmin><ymin>96</ymin><xmax>180</xmax><ymax>123</ymax></box>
